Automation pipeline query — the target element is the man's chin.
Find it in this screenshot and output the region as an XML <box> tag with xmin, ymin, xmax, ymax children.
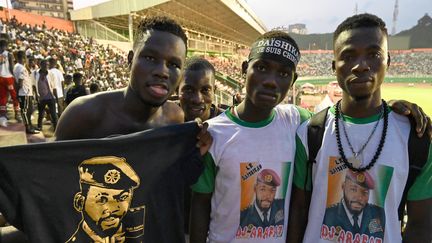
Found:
<box><xmin>101</xmin><ymin>218</ymin><xmax>120</xmax><ymax>231</ymax></box>
<box><xmin>348</xmin><ymin>206</ymin><xmax>364</xmax><ymax>215</ymax></box>
<box><xmin>83</xmin><ymin>215</ymin><xmax>121</xmax><ymax>237</ymax></box>
<box><xmin>141</xmin><ymin>97</ymin><xmax>167</xmax><ymax>107</ymax></box>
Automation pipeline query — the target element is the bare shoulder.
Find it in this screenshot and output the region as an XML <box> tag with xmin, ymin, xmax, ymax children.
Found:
<box><xmin>162</xmin><ymin>101</ymin><xmax>184</xmax><ymax>124</ymax></box>
<box><xmin>55</xmin><ymin>91</ymin><xmax>122</xmax><ymax>140</ymax></box>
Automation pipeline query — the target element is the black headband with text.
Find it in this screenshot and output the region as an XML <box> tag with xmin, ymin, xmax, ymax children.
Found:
<box><xmin>248</xmin><ymin>37</ymin><xmax>300</xmax><ymax>67</ymax></box>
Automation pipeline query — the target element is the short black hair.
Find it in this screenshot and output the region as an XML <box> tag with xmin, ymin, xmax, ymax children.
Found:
<box><xmin>89</xmin><ymin>82</ymin><xmax>100</xmax><ymax>93</ymax></box>
<box><xmin>73</xmin><ymin>72</ymin><xmax>83</xmax><ymax>81</ymax></box>
<box><xmin>47</xmin><ymin>57</ymin><xmax>56</xmax><ymax>64</ymax></box>
<box><xmin>183</xmin><ymin>57</ymin><xmax>215</xmax><ymax>86</ymax></box>
<box><xmin>16</xmin><ymin>50</ymin><xmax>25</xmax><ymax>60</ymax></box>
<box><xmin>334</xmin><ymin>13</ymin><xmax>388</xmax><ymax>44</ymax></box>
<box><xmin>184</xmin><ymin>57</ymin><xmax>215</xmax><ymax>75</ymax></box>
<box><xmin>133</xmin><ymin>16</ymin><xmax>187</xmax><ymax>50</ymax></box>
<box><xmin>254</xmin><ymin>30</ymin><xmax>300</xmax><ymax>55</ymax></box>
<box><xmin>0</xmin><ymin>39</ymin><xmax>8</xmax><ymax>48</ymax></box>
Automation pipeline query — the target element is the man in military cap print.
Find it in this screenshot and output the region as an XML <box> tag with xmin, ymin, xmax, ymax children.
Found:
<box><xmin>67</xmin><ymin>156</ymin><xmax>141</xmax><ymax>243</ymax></box>
<box><xmin>240</xmin><ymin>169</ymin><xmax>285</xmax><ymax>228</ymax></box>
<box><xmin>323</xmin><ymin>170</ymin><xmax>385</xmax><ymax>239</ymax></box>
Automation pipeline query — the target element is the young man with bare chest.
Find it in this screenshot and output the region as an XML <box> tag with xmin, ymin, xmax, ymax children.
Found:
<box><xmin>55</xmin><ymin>17</ymin><xmax>188</xmax><ymax>140</ymax></box>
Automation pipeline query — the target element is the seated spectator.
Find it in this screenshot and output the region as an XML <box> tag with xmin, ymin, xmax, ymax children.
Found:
<box><xmin>65</xmin><ymin>72</ymin><xmax>86</xmax><ymax>105</ymax></box>
<box><xmin>89</xmin><ymin>82</ymin><xmax>100</xmax><ymax>94</ymax></box>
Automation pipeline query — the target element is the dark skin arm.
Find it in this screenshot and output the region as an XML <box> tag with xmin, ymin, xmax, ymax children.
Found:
<box><xmin>286</xmin><ymin>186</ymin><xmax>312</xmax><ymax>243</ymax></box>
<box><xmin>190</xmin><ymin>192</ymin><xmax>212</xmax><ymax>243</ymax></box>
<box><xmin>403</xmin><ymin>198</ymin><xmax>432</xmax><ymax>242</ymax></box>
<box><xmin>389</xmin><ymin>100</ymin><xmax>432</xmax><ymax>139</ymax></box>
<box><xmin>32</xmin><ymin>85</ymin><xmax>39</xmax><ymax>103</ymax></box>
<box><xmin>8</xmin><ymin>53</ymin><xmax>13</xmax><ymax>75</ymax></box>
<box><xmin>17</xmin><ymin>78</ymin><xmax>23</xmax><ymax>90</ymax></box>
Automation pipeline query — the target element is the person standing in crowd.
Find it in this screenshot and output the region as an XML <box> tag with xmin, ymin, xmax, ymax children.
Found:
<box><xmin>32</xmin><ymin>59</ymin><xmax>58</xmax><ymax>131</ymax></box>
<box><xmin>178</xmin><ymin>57</ymin><xmax>223</xmax><ymax>239</ymax></box>
<box><xmin>190</xmin><ymin>30</ymin><xmax>310</xmax><ymax>243</ymax></box>
<box><xmin>65</xmin><ymin>72</ymin><xmax>86</xmax><ymax>106</ymax></box>
<box><xmin>0</xmin><ymin>38</ymin><xmax>21</xmax><ymax>127</ymax></box>
<box><xmin>13</xmin><ymin>50</ymin><xmax>38</xmax><ymax>134</ymax></box>
<box><xmin>89</xmin><ymin>82</ymin><xmax>100</xmax><ymax>94</ymax></box>
<box><xmin>55</xmin><ymin>16</ymin><xmax>211</xmax><ymax>243</ymax></box>
<box><xmin>63</xmin><ymin>74</ymin><xmax>73</xmax><ymax>96</ymax></box>
<box><xmin>288</xmin><ymin>13</ymin><xmax>431</xmax><ymax>243</ymax></box>
<box><xmin>48</xmin><ymin>57</ymin><xmax>65</xmax><ymax>116</ymax></box>
<box><xmin>27</xmin><ymin>56</ymin><xmax>38</xmax><ymax>74</ymax></box>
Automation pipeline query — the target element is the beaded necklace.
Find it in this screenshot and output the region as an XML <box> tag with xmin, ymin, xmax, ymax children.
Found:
<box><xmin>334</xmin><ymin>100</ymin><xmax>388</xmax><ymax>172</ymax></box>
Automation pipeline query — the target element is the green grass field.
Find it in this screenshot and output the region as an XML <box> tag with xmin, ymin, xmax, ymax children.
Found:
<box><xmin>381</xmin><ymin>84</ymin><xmax>432</xmax><ymax>116</ymax></box>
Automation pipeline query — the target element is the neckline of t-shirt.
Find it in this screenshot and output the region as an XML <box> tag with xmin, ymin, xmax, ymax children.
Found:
<box><xmin>329</xmin><ymin>105</ymin><xmax>392</xmax><ymax>124</ymax></box>
<box><xmin>225</xmin><ymin>107</ymin><xmax>276</xmax><ymax>128</ymax></box>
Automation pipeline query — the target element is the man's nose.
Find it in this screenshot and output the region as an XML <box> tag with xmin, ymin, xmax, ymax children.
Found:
<box><xmin>153</xmin><ymin>61</ymin><xmax>169</xmax><ymax>79</ymax></box>
<box><xmin>103</xmin><ymin>202</ymin><xmax>120</xmax><ymax>215</ymax></box>
<box><xmin>352</xmin><ymin>57</ymin><xmax>371</xmax><ymax>73</ymax></box>
<box><xmin>262</xmin><ymin>74</ymin><xmax>278</xmax><ymax>89</ymax></box>
<box><xmin>190</xmin><ymin>91</ymin><xmax>203</xmax><ymax>104</ymax></box>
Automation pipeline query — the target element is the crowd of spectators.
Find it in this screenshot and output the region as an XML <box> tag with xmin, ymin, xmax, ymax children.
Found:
<box><xmin>207</xmin><ymin>57</ymin><xmax>244</xmax><ymax>96</ymax></box>
<box><xmin>388</xmin><ymin>51</ymin><xmax>432</xmax><ymax>76</ymax></box>
<box><xmin>297</xmin><ymin>52</ymin><xmax>334</xmax><ymax>77</ymax></box>
<box><xmin>2</xmin><ymin>16</ymin><xmax>129</xmax><ymax>92</ymax></box>
<box><xmin>1</xmin><ymin>15</ymin><xmax>431</xmax><ymax>109</ymax></box>
<box><xmin>296</xmin><ymin>51</ymin><xmax>432</xmax><ymax>77</ymax></box>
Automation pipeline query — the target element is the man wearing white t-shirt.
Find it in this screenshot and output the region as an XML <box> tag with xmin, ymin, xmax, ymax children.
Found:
<box><xmin>48</xmin><ymin>57</ymin><xmax>65</xmax><ymax>116</ymax></box>
<box><xmin>13</xmin><ymin>50</ymin><xmax>38</xmax><ymax>134</ymax></box>
<box><xmin>190</xmin><ymin>30</ymin><xmax>312</xmax><ymax>243</ymax></box>
<box><xmin>288</xmin><ymin>14</ymin><xmax>432</xmax><ymax>243</ymax></box>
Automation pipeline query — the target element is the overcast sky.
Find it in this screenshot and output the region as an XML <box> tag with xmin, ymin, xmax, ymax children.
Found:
<box><xmin>1</xmin><ymin>0</ymin><xmax>430</xmax><ymax>34</ymax></box>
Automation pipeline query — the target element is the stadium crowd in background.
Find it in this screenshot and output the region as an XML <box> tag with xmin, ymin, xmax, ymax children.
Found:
<box><xmin>2</xmin><ymin>15</ymin><xmax>129</xmax><ymax>92</ymax></box>
<box><xmin>297</xmin><ymin>51</ymin><xmax>432</xmax><ymax>77</ymax></box>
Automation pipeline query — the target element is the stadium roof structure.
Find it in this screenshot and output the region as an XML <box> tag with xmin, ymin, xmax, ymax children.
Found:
<box><xmin>70</xmin><ymin>0</ymin><xmax>267</xmax><ymax>47</ymax></box>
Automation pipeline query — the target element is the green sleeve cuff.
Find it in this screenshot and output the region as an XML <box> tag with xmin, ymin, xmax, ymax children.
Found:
<box><xmin>295</xmin><ymin>106</ymin><xmax>314</xmax><ymax>124</ymax></box>
<box><xmin>407</xmin><ymin>144</ymin><xmax>432</xmax><ymax>200</ymax></box>
<box><xmin>293</xmin><ymin>134</ymin><xmax>312</xmax><ymax>191</ymax></box>
<box><xmin>191</xmin><ymin>152</ymin><xmax>217</xmax><ymax>193</ymax></box>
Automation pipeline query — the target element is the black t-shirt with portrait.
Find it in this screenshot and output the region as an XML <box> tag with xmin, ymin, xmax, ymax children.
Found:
<box><xmin>0</xmin><ymin>122</ymin><xmax>203</xmax><ymax>243</ymax></box>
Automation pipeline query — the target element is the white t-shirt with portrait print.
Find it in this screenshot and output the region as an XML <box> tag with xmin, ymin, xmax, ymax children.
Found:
<box><xmin>293</xmin><ymin>105</ymin><xmax>432</xmax><ymax>243</ymax></box>
<box><xmin>192</xmin><ymin>104</ymin><xmax>312</xmax><ymax>243</ymax></box>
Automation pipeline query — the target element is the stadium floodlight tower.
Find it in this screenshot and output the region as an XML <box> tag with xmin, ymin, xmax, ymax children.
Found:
<box><xmin>392</xmin><ymin>0</ymin><xmax>399</xmax><ymax>35</ymax></box>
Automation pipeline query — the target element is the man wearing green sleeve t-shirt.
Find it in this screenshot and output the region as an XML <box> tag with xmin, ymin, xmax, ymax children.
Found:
<box><xmin>288</xmin><ymin>13</ymin><xmax>432</xmax><ymax>243</ymax></box>
<box><xmin>189</xmin><ymin>30</ymin><xmax>312</xmax><ymax>243</ymax></box>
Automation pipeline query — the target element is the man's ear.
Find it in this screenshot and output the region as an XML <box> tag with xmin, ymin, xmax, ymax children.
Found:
<box><xmin>291</xmin><ymin>72</ymin><xmax>298</xmax><ymax>87</ymax></box>
<box><xmin>127</xmin><ymin>50</ymin><xmax>134</xmax><ymax>68</ymax></box>
<box><xmin>331</xmin><ymin>60</ymin><xmax>336</xmax><ymax>73</ymax></box>
<box><xmin>73</xmin><ymin>192</ymin><xmax>85</xmax><ymax>212</ymax></box>
<box><xmin>387</xmin><ymin>53</ymin><xmax>391</xmax><ymax>68</ymax></box>
<box><xmin>241</xmin><ymin>62</ymin><xmax>248</xmax><ymax>75</ymax></box>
